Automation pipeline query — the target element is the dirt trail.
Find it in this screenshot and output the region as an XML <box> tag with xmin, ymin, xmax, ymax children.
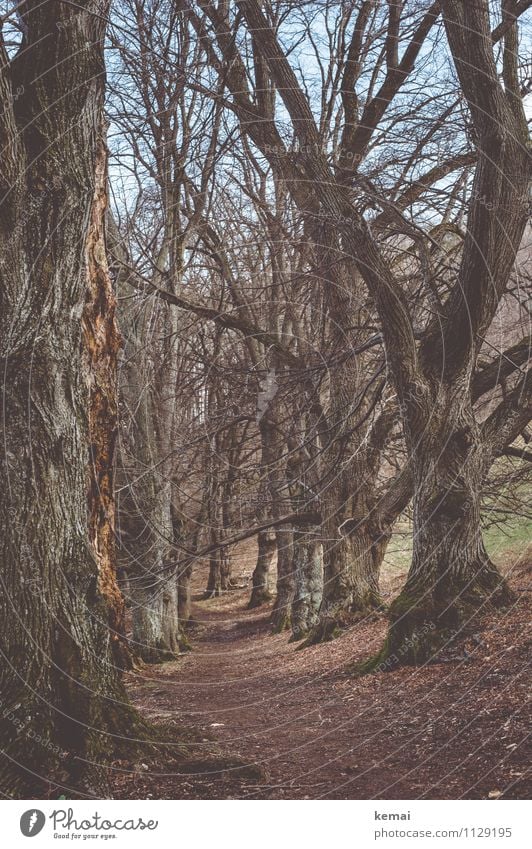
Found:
<box><xmin>117</xmin><ymin>545</ymin><xmax>531</xmax><ymax>799</ymax></box>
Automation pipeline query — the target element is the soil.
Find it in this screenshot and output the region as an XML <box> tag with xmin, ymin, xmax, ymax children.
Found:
<box><xmin>111</xmin><ymin>542</ymin><xmax>532</xmax><ymax>800</ymax></box>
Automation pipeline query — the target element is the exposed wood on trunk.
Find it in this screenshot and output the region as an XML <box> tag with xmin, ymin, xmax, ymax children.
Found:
<box><xmin>83</xmin><ymin>127</ymin><xmax>130</xmax><ymax>669</ymax></box>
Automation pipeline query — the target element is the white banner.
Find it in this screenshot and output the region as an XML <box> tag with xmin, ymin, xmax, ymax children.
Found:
<box><xmin>2</xmin><ymin>799</ymin><xmax>530</xmax><ymax>848</ymax></box>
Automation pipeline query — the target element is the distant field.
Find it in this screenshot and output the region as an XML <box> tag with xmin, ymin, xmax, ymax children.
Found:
<box><xmin>383</xmin><ymin>512</ymin><xmax>531</xmax><ymax>579</ymax></box>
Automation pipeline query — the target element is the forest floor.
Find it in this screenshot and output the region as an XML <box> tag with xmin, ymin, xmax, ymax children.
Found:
<box><xmin>113</xmin><ymin>536</ymin><xmax>532</xmax><ymax>800</ymax></box>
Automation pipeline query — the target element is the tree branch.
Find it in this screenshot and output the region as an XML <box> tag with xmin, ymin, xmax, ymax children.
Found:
<box><xmin>491</xmin><ymin>0</ymin><xmax>532</xmax><ymax>43</ymax></box>
<box><xmin>420</xmin><ymin>0</ymin><xmax>531</xmax><ymax>382</ymax></box>
<box><xmin>235</xmin><ymin>0</ymin><xmax>422</xmax><ymax>403</ymax></box>
<box><xmin>107</xmin><ymin>219</ymin><xmax>305</xmax><ymax>369</ymax></box>
<box><xmin>472</xmin><ymin>337</ymin><xmax>531</xmax><ymax>400</ymax></box>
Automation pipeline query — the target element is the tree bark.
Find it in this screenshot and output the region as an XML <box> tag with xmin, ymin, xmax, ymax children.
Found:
<box><xmin>271</xmin><ymin>527</ymin><xmax>295</xmax><ymax>632</ymax></box>
<box><xmin>249</xmin><ymin>529</ymin><xmax>277</xmax><ymax>608</ymax></box>
<box><xmin>304</xmin><ymin>227</ymin><xmax>388</xmax><ymax>642</ymax></box>
<box><xmin>0</xmin><ymin>0</ymin><xmax>143</xmax><ymax>796</ymax></box>
<box><xmin>372</xmin><ymin>397</ymin><xmax>513</xmax><ymax>668</ymax></box>
<box><xmin>130</xmin><ymin>577</ymin><xmax>180</xmax><ymax>663</ymax></box>
<box><xmin>126</xmin><ymin>509</ymin><xmax>179</xmax><ymax>663</ymax></box>
<box><xmin>122</xmin><ymin>477</ymin><xmax>179</xmax><ymax>663</ymax></box>
<box><xmin>254</xmin><ymin>386</ymin><xmax>296</xmax><ymax>630</ymax></box>
<box><xmin>290</xmin><ymin>525</ymin><xmax>323</xmax><ymax>641</ymax></box>
<box><xmin>315</xmin><ymin>522</ymin><xmax>388</xmax><ymax>642</ymax></box>
<box><xmin>115</xmin><ymin>263</ymin><xmax>180</xmax><ymax>661</ymax></box>
<box><xmin>177</xmin><ymin>562</ymin><xmax>193</xmax><ymax>625</ymax></box>
<box><xmin>172</xmin><ymin>505</ymin><xmax>193</xmax><ymax>627</ymax></box>
<box><xmin>205</xmin><ymin>545</ymin><xmax>232</xmax><ymax>597</ymax></box>
<box><xmin>249</xmin><ymin>409</ymin><xmax>279</xmax><ymax>608</ymax></box>
<box><xmin>83</xmin><ymin>132</ymin><xmax>131</xmax><ymax>671</ymax></box>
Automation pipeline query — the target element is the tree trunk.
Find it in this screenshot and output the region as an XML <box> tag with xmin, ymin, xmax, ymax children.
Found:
<box><xmin>177</xmin><ymin>562</ymin><xmax>193</xmax><ymax>625</ymax></box>
<box><xmin>311</xmin><ymin>523</ymin><xmax>389</xmax><ymax>643</ymax></box>
<box><xmin>203</xmin><ymin>376</ymin><xmax>233</xmax><ymax>598</ymax></box>
<box><xmin>131</xmin><ymin>578</ymin><xmax>180</xmax><ymax>663</ymax></box>
<box><xmin>248</xmin><ymin>529</ymin><xmax>276</xmax><ymax>608</ymax></box>
<box><xmin>123</xmin><ymin>479</ymin><xmax>180</xmax><ymax>662</ymax></box>
<box><xmin>83</xmin><ymin>133</ymin><xmax>131</xmax><ymax>671</ymax></box>
<box><xmin>115</xmin><ymin>281</ymin><xmax>180</xmax><ymax>662</ymax></box>
<box><xmin>255</xmin><ymin>392</ymin><xmax>295</xmax><ymax>630</ymax></box>
<box><xmin>0</xmin><ymin>1</ymin><xmax>143</xmax><ymax>796</ymax></box>
<box><xmin>271</xmin><ymin>527</ymin><xmax>295</xmax><ymax>632</ymax></box>
<box><xmin>373</xmin><ymin>402</ymin><xmax>512</xmax><ymax>669</ymax></box>
<box><xmin>248</xmin><ymin>402</ymin><xmax>279</xmax><ymax>609</ymax></box>
<box><xmin>286</xmin><ymin>440</ymin><xmax>323</xmax><ymax>640</ymax></box>
<box><xmin>305</xmin><ymin>236</ymin><xmax>388</xmax><ymax>642</ymax></box>
<box><xmin>303</xmin><ymin>446</ymin><xmax>387</xmax><ymax>644</ymax></box>
<box><xmin>171</xmin><ymin>502</ymin><xmax>198</xmax><ymax>643</ymax></box>
<box><xmin>205</xmin><ymin>544</ymin><xmax>231</xmax><ymax>597</ymax></box>
<box><xmin>290</xmin><ymin>525</ymin><xmax>323</xmax><ymax>641</ymax></box>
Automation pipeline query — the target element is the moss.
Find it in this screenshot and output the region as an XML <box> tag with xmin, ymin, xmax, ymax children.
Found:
<box><xmin>351</xmin><ymin>567</ymin><xmax>516</xmax><ymax>676</ymax></box>
<box><xmin>298</xmin><ymin>618</ymin><xmax>342</xmax><ymax>648</ymax></box>
<box><xmin>271</xmin><ymin>610</ymin><xmax>291</xmax><ymax>634</ymax></box>
<box><xmin>387</xmin><ymin>587</ymin><xmax>427</xmax><ymax>619</ymax></box>
<box><xmin>348</xmin><ymin>637</ymin><xmax>394</xmax><ymax>676</ymax></box>
<box><xmin>300</xmin><ymin>594</ymin><xmax>387</xmax><ymax>649</ymax></box>
<box><xmin>353</xmin><ymin>589</ymin><xmax>386</xmax><ymax>613</ymax></box>
<box><xmin>247</xmin><ymin>590</ymin><xmax>273</xmax><ymax>609</ymax></box>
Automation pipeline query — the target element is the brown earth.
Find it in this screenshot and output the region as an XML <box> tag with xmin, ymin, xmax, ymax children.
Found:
<box><xmin>111</xmin><ymin>541</ymin><xmax>532</xmax><ymax>800</ymax></box>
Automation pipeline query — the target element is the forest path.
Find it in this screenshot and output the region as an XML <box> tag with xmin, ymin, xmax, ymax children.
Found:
<box><xmin>121</xmin><ymin>544</ymin><xmax>532</xmax><ymax>800</ymax></box>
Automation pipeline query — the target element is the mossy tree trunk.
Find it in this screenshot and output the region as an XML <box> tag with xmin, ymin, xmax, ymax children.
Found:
<box><xmin>306</xmin><ymin>405</ymin><xmax>399</xmax><ymax>645</ymax></box>
<box><xmin>315</xmin><ymin>520</ymin><xmax>388</xmax><ymax>643</ymax></box>
<box><xmin>0</xmin><ymin>0</ymin><xmax>143</xmax><ymax>797</ymax></box>
<box><xmin>381</xmin><ymin>401</ymin><xmax>513</xmax><ymax>666</ymax></box>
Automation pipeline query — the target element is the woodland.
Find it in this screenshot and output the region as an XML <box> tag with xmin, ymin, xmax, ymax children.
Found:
<box><xmin>0</xmin><ymin>0</ymin><xmax>531</xmax><ymax>800</ymax></box>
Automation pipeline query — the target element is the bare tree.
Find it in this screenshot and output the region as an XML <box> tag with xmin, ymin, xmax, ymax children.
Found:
<box><xmin>108</xmin><ymin>0</ymin><xmax>224</xmax><ymax>658</ymax></box>
<box><xmin>230</xmin><ymin>0</ymin><xmax>531</xmax><ymax>664</ymax></box>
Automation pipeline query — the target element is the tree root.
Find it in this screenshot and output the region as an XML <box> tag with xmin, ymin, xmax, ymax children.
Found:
<box><xmin>350</xmin><ymin>572</ymin><xmax>515</xmax><ymax>675</ymax></box>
